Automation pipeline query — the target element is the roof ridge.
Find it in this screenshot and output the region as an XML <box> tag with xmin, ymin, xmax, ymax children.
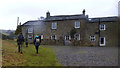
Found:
<box><xmin>89</xmin><ymin>16</ymin><xmax>118</xmax><ymax>19</ymax></box>
<box><xmin>50</xmin><ymin>14</ymin><xmax>83</xmax><ymax>17</ymax></box>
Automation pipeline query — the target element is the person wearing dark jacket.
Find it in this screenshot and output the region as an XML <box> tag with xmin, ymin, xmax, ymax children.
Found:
<box><xmin>17</xmin><ymin>33</ymin><xmax>24</xmax><ymax>54</ymax></box>
<box><xmin>25</xmin><ymin>40</ymin><xmax>28</xmax><ymax>47</ymax></box>
<box><xmin>34</xmin><ymin>35</ymin><xmax>41</xmax><ymax>54</ymax></box>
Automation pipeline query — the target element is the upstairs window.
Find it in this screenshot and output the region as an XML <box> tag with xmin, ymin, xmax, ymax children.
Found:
<box><xmin>90</xmin><ymin>35</ymin><xmax>95</xmax><ymax>41</ymax></box>
<box><xmin>74</xmin><ymin>34</ymin><xmax>80</xmax><ymax>40</ymax></box>
<box><xmin>75</xmin><ymin>21</ymin><xmax>80</xmax><ymax>28</ymax></box>
<box><xmin>100</xmin><ymin>24</ymin><xmax>106</xmax><ymax>31</ymax></box>
<box><xmin>52</xmin><ymin>22</ymin><xmax>57</xmax><ymax>29</ymax></box>
<box><xmin>51</xmin><ymin>35</ymin><xmax>57</xmax><ymax>40</ymax></box>
<box><xmin>28</xmin><ymin>28</ymin><xmax>33</xmax><ymax>33</ymax></box>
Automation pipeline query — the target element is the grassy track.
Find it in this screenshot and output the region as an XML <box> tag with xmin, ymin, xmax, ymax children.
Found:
<box><xmin>2</xmin><ymin>40</ymin><xmax>61</xmax><ymax>66</ymax></box>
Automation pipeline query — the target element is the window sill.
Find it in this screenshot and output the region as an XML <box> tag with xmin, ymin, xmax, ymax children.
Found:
<box><xmin>51</xmin><ymin>29</ymin><xmax>57</xmax><ymax>30</ymax></box>
<box><xmin>100</xmin><ymin>30</ymin><xmax>106</xmax><ymax>31</ymax></box>
<box><xmin>75</xmin><ymin>27</ymin><xmax>80</xmax><ymax>29</ymax></box>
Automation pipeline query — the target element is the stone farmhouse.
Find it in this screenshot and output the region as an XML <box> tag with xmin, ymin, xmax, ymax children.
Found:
<box><xmin>21</xmin><ymin>10</ymin><xmax>118</xmax><ymax>46</ymax></box>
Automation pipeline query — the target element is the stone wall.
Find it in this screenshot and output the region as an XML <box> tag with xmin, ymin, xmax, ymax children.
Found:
<box><xmin>22</xmin><ymin>18</ymin><xmax>118</xmax><ymax>47</ymax></box>
<box><xmin>85</xmin><ymin>22</ymin><xmax>99</xmax><ymax>46</ymax></box>
<box><xmin>43</xmin><ymin>19</ymin><xmax>87</xmax><ymax>46</ymax></box>
<box><xmin>100</xmin><ymin>22</ymin><xmax>118</xmax><ymax>46</ymax></box>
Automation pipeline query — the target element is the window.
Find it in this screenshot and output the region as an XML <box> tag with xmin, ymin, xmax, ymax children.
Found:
<box><xmin>65</xmin><ymin>35</ymin><xmax>71</xmax><ymax>40</ymax></box>
<box><xmin>100</xmin><ymin>37</ymin><xmax>106</xmax><ymax>46</ymax></box>
<box><xmin>100</xmin><ymin>24</ymin><xmax>106</xmax><ymax>31</ymax></box>
<box><xmin>28</xmin><ymin>35</ymin><xmax>32</xmax><ymax>39</ymax></box>
<box><xmin>75</xmin><ymin>21</ymin><xmax>80</xmax><ymax>28</ymax></box>
<box><xmin>28</xmin><ymin>28</ymin><xmax>33</xmax><ymax>33</ymax></box>
<box><xmin>52</xmin><ymin>22</ymin><xmax>57</xmax><ymax>29</ymax></box>
<box><xmin>51</xmin><ymin>35</ymin><xmax>56</xmax><ymax>40</ymax></box>
<box><xmin>90</xmin><ymin>35</ymin><xmax>95</xmax><ymax>41</ymax></box>
<box><xmin>74</xmin><ymin>34</ymin><xmax>80</xmax><ymax>40</ymax></box>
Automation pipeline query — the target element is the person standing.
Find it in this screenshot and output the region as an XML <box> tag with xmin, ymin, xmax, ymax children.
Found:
<box><xmin>34</xmin><ymin>35</ymin><xmax>41</xmax><ymax>54</ymax></box>
<box><xmin>17</xmin><ymin>33</ymin><xmax>24</xmax><ymax>54</ymax></box>
<box><xmin>25</xmin><ymin>40</ymin><xmax>28</xmax><ymax>47</ymax></box>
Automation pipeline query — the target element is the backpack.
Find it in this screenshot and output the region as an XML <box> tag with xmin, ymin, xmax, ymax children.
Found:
<box><xmin>36</xmin><ymin>38</ymin><xmax>40</xmax><ymax>44</ymax></box>
<box><xmin>18</xmin><ymin>35</ymin><xmax>24</xmax><ymax>42</ymax></box>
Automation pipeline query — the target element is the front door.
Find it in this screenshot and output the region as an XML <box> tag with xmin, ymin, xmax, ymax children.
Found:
<box><xmin>100</xmin><ymin>37</ymin><xmax>105</xmax><ymax>46</ymax></box>
<box><xmin>64</xmin><ymin>35</ymin><xmax>71</xmax><ymax>45</ymax></box>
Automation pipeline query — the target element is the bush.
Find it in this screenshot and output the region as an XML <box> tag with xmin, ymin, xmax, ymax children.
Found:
<box><xmin>70</xmin><ymin>28</ymin><xmax>77</xmax><ymax>38</ymax></box>
<box><xmin>2</xmin><ymin>34</ymin><xmax>9</xmax><ymax>40</ymax></box>
<box><xmin>15</xmin><ymin>25</ymin><xmax>22</xmax><ymax>35</ymax></box>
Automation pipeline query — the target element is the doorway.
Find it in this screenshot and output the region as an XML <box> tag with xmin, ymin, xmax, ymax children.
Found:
<box><xmin>64</xmin><ymin>35</ymin><xmax>71</xmax><ymax>45</ymax></box>
<box><xmin>100</xmin><ymin>37</ymin><xmax>105</xmax><ymax>46</ymax></box>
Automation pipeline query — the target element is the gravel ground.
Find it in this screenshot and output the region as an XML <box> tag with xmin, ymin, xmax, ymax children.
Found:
<box><xmin>43</xmin><ymin>45</ymin><xmax>118</xmax><ymax>66</ymax></box>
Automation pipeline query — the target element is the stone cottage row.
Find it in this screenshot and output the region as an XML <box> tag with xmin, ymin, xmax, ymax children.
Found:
<box><xmin>21</xmin><ymin>10</ymin><xmax>118</xmax><ymax>46</ymax></box>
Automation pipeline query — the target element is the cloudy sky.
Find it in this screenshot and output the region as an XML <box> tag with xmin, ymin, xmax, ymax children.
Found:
<box><xmin>0</xmin><ymin>0</ymin><xmax>118</xmax><ymax>30</ymax></box>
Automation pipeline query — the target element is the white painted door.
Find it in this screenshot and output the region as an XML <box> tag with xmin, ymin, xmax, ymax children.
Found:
<box><xmin>100</xmin><ymin>37</ymin><xmax>105</xmax><ymax>46</ymax></box>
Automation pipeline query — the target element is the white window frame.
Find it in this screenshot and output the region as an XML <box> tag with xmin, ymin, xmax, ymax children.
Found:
<box><xmin>90</xmin><ymin>35</ymin><xmax>95</xmax><ymax>41</ymax></box>
<box><xmin>74</xmin><ymin>34</ymin><xmax>80</xmax><ymax>40</ymax></box>
<box><xmin>100</xmin><ymin>37</ymin><xmax>106</xmax><ymax>46</ymax></box>
<box><xmin>51</xmin><ymin>35</ymin><xmax>57</xmax><ymax>40</ymax></box>
<box><xmin>100</xmin><ymin>24</ymin><xmax>106</xmax><ymax>31</ymax></box>
<box><xmin>75</xmin><ymin>21</ymin><xmax>80</xmax><ymax>28</ymax></box>
<box><xmin>28</xmin><ymin>28</ymin><xmax>33</xmax><ymax>33</ymax></box>
<box><xmin>65</xmin><ymin>35</ymin><xmax>71</xmax><ymax>40</ymax></box>
<box><xmin>28</xmin><ymin>35</ymin><xmax>32</xmax><ymax>39</ymax></box>
<box><xmin>52</xmin><ymin>22</ymin><xmax>57</xmax><ymax>29</ymax></box>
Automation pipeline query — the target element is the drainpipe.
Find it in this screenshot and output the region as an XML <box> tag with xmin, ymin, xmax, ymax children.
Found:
<box><xmin>98</xmin><ymin>18</ymin><xmax>101</xmax><ymax>46</ymax></box>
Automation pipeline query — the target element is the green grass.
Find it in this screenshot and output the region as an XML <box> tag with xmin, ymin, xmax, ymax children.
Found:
<box><xmin>2</xmin><ymin>40</ymin><xmax>25</xmax><ymax>66</ymax></box>
<box><xmin>23</xmin><ymin>44</ymin><xmax>61</xmax><ymax>66</ymax></box>
<box><xmin>2</xmin><ymin>40</ymin><xmax>61</xmax><ymax>66</ymax></box>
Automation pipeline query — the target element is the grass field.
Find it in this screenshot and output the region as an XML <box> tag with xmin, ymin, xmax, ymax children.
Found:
<box><xmin>2</xmin><ymin>40</ymin><xmax>61</xmax><ymax>66</ymax></box>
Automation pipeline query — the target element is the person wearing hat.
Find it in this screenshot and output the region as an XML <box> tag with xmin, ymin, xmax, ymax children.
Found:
<box><xmin>34</xmin><ymin>35</ymin><xmax>41</xmax><ymax>54</ymax></box>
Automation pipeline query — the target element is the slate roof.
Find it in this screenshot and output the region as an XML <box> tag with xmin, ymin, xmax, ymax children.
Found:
<box><xmin>22</xmin><ymin>15</ymin><xmax>118</xmax><ymax>26</ymax></box>
<box><xmin>45</xmin><ymin>14</ymin><xmax>87</xmax><ymax>21</ymax></box>
<box><xmin>21</xmin><ymin>20</ymin><xmax>44</xmax><ymax>26</ymax></box>
<box><xmin>89</xmin><ymin>16</ymin><xmax>118</xmax><ymax>23</ymax></box>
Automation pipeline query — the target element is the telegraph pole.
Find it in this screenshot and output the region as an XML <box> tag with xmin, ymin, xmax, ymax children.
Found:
<box><xmin>17</xmin><ymin>17</ymin><xmax>19</xmax><ymax>27</ymax></box>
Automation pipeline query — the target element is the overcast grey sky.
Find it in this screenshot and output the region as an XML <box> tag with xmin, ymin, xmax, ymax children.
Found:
<box><xmin>0</xmin><ymin>0</ymin><xmax>118</xmax><ymax>30</ymax></box>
